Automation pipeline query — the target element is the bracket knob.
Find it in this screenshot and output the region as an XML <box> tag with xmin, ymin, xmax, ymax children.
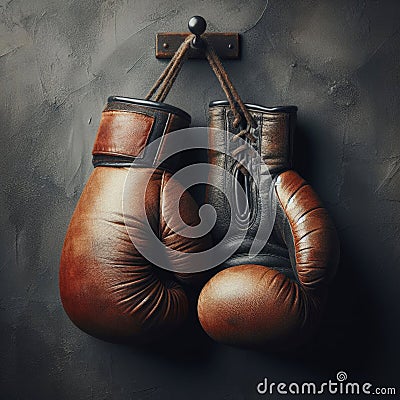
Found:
<box><xmin>188</xmin><ymin>16</ymin><xmax>207</xmax><ymax>48</ymax></box>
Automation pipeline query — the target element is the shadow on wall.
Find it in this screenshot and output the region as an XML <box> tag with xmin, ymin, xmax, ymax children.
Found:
<box><xmin>287</xmin><ymin>121</ymin><xmax>386</xmax><ymax>381</ymax></box>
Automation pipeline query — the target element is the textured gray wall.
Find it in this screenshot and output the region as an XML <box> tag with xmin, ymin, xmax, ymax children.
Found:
<box><xmin>1</xmin><ymin>0</ymin><xmax>400</xmax><ymax>398</ymax></box>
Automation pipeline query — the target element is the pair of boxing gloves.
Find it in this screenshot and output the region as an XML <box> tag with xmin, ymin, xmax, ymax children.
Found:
<box><xmin>59</xmin><ymin>96</ymin><xmax>339</xmax><ymax>348</ymax></box>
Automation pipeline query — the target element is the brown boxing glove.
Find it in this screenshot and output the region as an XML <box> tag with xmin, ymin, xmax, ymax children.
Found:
<box><xmin>60</xmin><ymin>97</ymin><xmax>211</xmax><ymax>342</ymax></box>
<box><xmin>197</xmin><ymin>101</ymin><xmax>339</xmax><ymax>348</ymax></box>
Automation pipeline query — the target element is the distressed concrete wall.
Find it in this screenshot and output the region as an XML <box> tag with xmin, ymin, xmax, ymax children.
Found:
<box><xmin>1</xmin><ymin>0</ymin><xmax>399</xmax><ymax>398</ymax></box>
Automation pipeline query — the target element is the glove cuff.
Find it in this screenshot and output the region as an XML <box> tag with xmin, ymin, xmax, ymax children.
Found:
<box><xmin>209</xmin><ymin>101</ymin><xmax>297</xmax><ymax>175</ymax></box>
<box><xmin>92</xmin><ymin>96</ymin><xmax>191</xmax><ymax>171</ymax></box>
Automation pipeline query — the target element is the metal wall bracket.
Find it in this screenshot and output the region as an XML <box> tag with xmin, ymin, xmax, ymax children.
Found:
<box><xmin>155</xmin><ymin>32</ymin><xmax>240</xmax><ymax>60</ymax></box>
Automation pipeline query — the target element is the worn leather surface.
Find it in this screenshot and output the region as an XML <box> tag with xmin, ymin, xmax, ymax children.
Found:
<box><xmin>206</xmin><ymin>104</ymin><xmax>297</xmax><ymax>276</ymax></box>
<box><xmin>92</xmin><ymin>100</ymin><xmax>190</xmax><ymax>171</ymax></box>
<box><xmin>198</xmin><ymin>103</ymin><xmax>339</xmax><ymax>347</ymax></box>
<box><xmin>60</xmin><ymin>99</ymin><xmax>211</xmax><ymax>342</ymax></box>
<box><xmin>92</xmin><ymin>110</ymin><xmax>154</xmax><ymax>158</ymax></box>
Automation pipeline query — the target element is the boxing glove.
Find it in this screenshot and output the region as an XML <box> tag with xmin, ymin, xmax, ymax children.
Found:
<box><xmin>60</xmin><ymin>96</ymin><xmax>211</xmax><ymax>342</ymax></box>
<box><xmin>198</xmin><ymin>101</ymin><xmax>339</xmax><ymax>347</ymax></box>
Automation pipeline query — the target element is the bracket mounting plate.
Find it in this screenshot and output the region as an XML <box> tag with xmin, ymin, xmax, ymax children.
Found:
<box><xmin>156</xmin><ymin>33</ymin><xmax>240</xmax><ymax>59</ymax></box>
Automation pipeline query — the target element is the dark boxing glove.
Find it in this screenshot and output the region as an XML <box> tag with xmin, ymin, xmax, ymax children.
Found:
<box><xmin>60</xmin><ymin>97</ymin><xmax>211</xmax><ymax>342</ymax></box>
<box><xmin>198</xmin><ymin>101</ymin><xmax>339</xmax><ymax>348</ymax></box>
